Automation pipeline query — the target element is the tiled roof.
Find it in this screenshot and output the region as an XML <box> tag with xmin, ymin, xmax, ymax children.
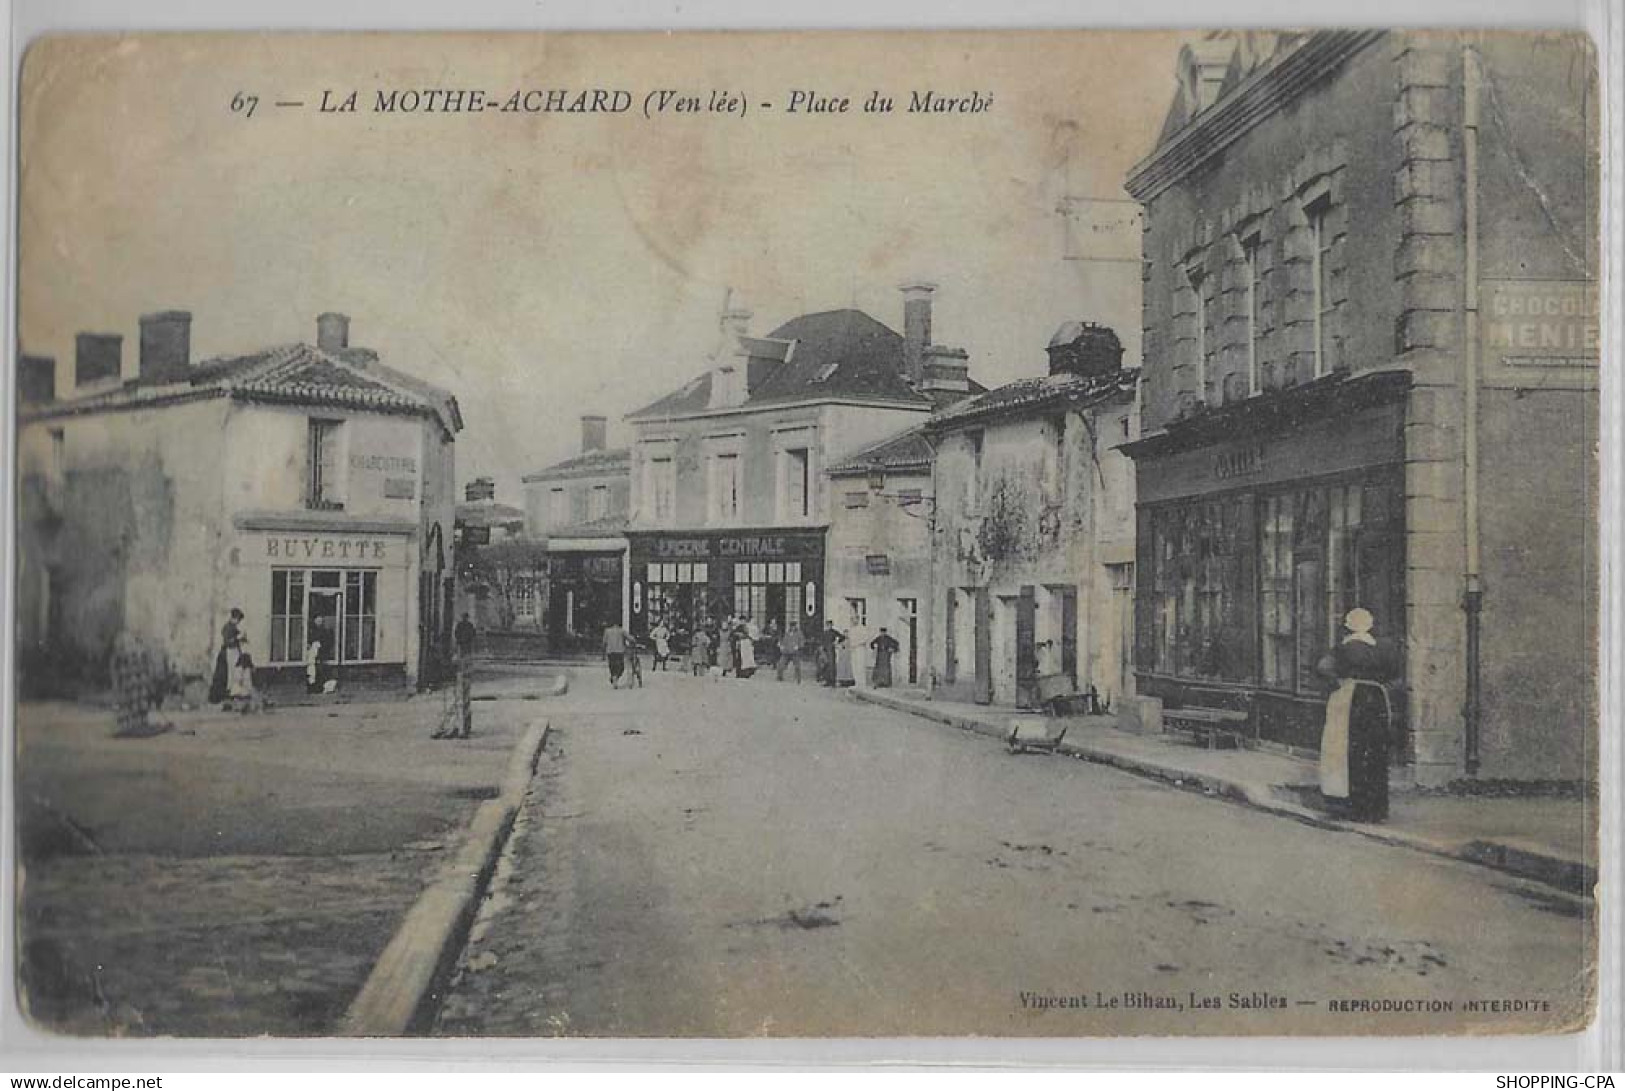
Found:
<box><xmin>826</xmin><ymin>425</ymin><xmax>934</xmax><ymax>476</ymax></box>
<box><xmin>926</xmin><ymin>369</ymin><xmax>1137</xmax><ymax>431</ymax></box>
<box><xmin>627</xmin><ymin>309</ymin><xmax>934</xmax><ymax>420</ymax></box>
<box><xmin>522</xmin><ymin>447</ymin><xmax>631</xmax><ymax>482</ymax></box>
<box><xmin>21</xmin><ymin>342</ymin><xmax>461</xmax><ymax>435</ymax></box>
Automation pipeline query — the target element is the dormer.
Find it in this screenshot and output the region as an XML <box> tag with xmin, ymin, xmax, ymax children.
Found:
<box><xmin>1177</xmin><ymin>37</ymin><xmax>1236</xmax><ymax>118</ymax></box>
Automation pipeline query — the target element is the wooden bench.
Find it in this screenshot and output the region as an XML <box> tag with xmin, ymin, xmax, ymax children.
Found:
<box><xmin>1163</xmin><ymin>706</ymin><xmax>1250</xmax><ymax>750</ymax></box>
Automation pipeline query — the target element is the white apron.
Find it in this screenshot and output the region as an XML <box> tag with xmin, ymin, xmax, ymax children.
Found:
<box><xmin>1319</xmin><ymin>680</ymin><xmax>1355</xmax><ymax>798</ymax></box>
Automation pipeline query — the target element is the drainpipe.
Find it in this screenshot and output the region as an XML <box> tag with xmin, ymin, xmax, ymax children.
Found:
<box><xmin>1462</xmin><ymin>45</ymin><xmax>1484</xmax><ymax>776</ymax></box>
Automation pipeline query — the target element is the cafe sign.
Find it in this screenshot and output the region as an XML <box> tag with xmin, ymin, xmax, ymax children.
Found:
<box><xmin>1481</xmin><ymin>279</ymin><xmax>1599</xmax><ymax>389</ymax></box>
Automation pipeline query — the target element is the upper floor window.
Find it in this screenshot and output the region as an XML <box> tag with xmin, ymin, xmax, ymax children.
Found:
<box><xmin>781</xmin><ymin>447</ymin><xmax>811</xmax><ymax>521</ymax></box>
<box><xmin>1307</xmin><ymin>198</ymin><xmax>1333</xmax><ymax>378</ymax></box>
<box><xmin>1185</xmin><ymin>264</ymin><xmax>1209</xmax><ymax>404</ymax></box>
<box><xmin>548</xmin><ymin>487</ymin><xmax>567</xmax><ymax>526</ymax></box>
<box><xmin>647</xmin><ymin>456</ymin><xmax>675</xmax><ymax>523</ymax></box>
<box><xmin>1242</xmin><ymin>233</ymin><xmax>1263</xmax><ymax>396</ymax></box>
<box><xmin>307</xmin><ymin>418</ymin><xmax>345</xmax><ymax>510</ymax></box>
<box><xmin>965</xmin><ymin>430</ymin><xmax>985</xmax><ymax>513</ymax></box>
<box><xmin>588</xmin><ymin>483</ymin><xmax>610</xmax><ymax>521</ymax></box>
<box><xmin>711</xmin><ymin>451</ymin><xmax>741</xmax><ymax>524</ymax></box>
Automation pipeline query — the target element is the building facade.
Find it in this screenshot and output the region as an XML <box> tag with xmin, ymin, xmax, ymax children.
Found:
<box><xmin>16</xmin><ymin>311</ymin><xmax>462</xmax><ymax>692</ymax></box>
<box><xmin>926</xmin><ymin>323</ymin><xmax>1138</xmax><ymax>709</ymax></box>
<box><xmin>1124</xmin><ymin>31</ymin><xmax>1598</xmax><ymax>784</ymax></box>
<box><xmin>454</xmin><ymin>476</ymin><xmax>539</xmax><ymax>633</ymax></box>
<box><xmin>824</xmin><ymin>427</ymin><xmax>936</xmax><ymax>687</ymax></box>
<box><xmin>624</xmin><ymin>287</ymin><xmax>976</xmax><ymax>646</ymax></box>
<box><xmin>521</xmin><ymin>415</ymin><xmax>631</xmax><ymax>651</ymax></box>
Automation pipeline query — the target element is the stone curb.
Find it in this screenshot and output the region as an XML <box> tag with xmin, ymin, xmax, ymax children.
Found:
<box><xmin>339</xmin><ymin>719</ymin><xmax>552</xmax><ymax>1036</ymax></box>
<box><xmin>850</xmin><ymin>689</ymin><xmax>1594</xmax><ymax>901</ymax></box>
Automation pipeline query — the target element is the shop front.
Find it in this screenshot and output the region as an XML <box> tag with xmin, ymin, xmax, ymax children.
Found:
<box><xmin>230</xmin><ymin>519</ymin><xmax>418</xmax><ymax>689</ymax></box>
<box><xmin>1125</xmin><ymin>373</ymin><xmax>1410</xmax><ymax>754</ymax></box>
<box><xmin>628</xmin><ymin>528</ymin><xmax>826</xmax><ymax>647</ymax></box>
<box><xmin>546</xmin><ymin>544</ymin><xmax>626</xmax><ymax>652</ymax></box>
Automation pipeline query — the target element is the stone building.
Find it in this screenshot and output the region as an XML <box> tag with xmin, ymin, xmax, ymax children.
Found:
<box><xmin>925</xmin><ymin>322</ymin><xmax>1138</xmax><ymax>709</ymax></box>
<box><xmin>520</xmin><ymin>415</ymin><xmax>631</xmax><ymax>651</ymax></box>
<box><xmin>824</xmin><ymin>426</ymin><xmax>935</xmax><ymax>687</ymax></box>
<box><xmin>454</xmin><ymin>476</ymin><xmax>536</xmax><ymax>633</ymax></box>
<box><xmin>623</xmin><ymin>286</ymin><xmax>978</xmax><ymax>646</ymax></box>
<box><xmin>15</xmin><ymin>311</ymin><xmax>462</xmax><ymax>693</ymax></box>
<box><xmin>1124</xmin><ymin>31</ymin><xmax>1597</xmax><ymax>784</ymax></box>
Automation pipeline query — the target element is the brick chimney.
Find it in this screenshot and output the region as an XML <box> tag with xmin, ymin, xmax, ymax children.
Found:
<box><xmin>74</xmin><ymin>332</ymin><xmax>122</xmax><ymax>388</ymax></box>
<box><xmin>317</xmin><ymin>312</ymin><xmax>350</xmax><ymax>353</ymax></box>
<box><xmin>581</xmin><ymin>414</ymin><xmax>607</xmax><ymax>454</ymax></box>
<box><xmin>899</xmin><ymin>282</ymin><xmax>936</xmax><ymax>386</ymax></box>
<box><xmin>18</xmin><ymin>355</ymin><xmax>56</xmax><ymax>405</ymax></box>
<box><xmin>139</xmin><ymin>310</ymin><xmax>192</xmax><ymax>385</ymax></box>
<box><xmin>1046</xmin><ymin>321</ymin><xmax>1124</xmax><ymax>379</ymax></box>
<box><xmin>465</xmin><ymin>476</ymin><xmax>496</xmax><ymax>502</ymax></box>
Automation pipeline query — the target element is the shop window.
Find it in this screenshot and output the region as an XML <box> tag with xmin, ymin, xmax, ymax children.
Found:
<box><xmin>1146</xmin><ymin>496</ymin><xmax>1253</xmax><ymax>683</ymax></box>
<box><xmin>343</xmin><ymin>570</ymin><xmax>379</xmax><ymax>661</ymax></box>
<box><xmin>307</xmin><ymin>418</ymin><xmax>345</xmax><ymax>510</ymax></box>
<box><xmin>269</xmin><ymin>569</ymin><xmax>307</xmax><ymax>663</ymax></box>
<box><xmin>1261</xmin><ymin>493</ymin><xmax>1294</xmax><ymax>687</ymax></box>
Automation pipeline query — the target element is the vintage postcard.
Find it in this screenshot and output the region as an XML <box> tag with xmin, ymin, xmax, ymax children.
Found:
<box><xmin>9</xmin><ymin>29</ymin><xmax>1600</xmax><ymax>1039</ymax></box>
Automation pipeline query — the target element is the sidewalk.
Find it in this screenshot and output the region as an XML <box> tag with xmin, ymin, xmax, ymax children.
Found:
<box><xmin>851</xmin><ymin>687</ymin><xmax>1596</xmax><ymax>899</ymax></box>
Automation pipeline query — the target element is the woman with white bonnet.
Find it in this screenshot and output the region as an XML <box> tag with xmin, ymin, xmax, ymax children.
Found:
<box><xmin>1315</xmin><ymin>606</ymin><xmax>1397</xmax><ymax>822</ymax></box>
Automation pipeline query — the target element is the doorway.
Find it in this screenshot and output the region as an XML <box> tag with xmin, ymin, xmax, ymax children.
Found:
<box><xmin>897</xmin><ymin>597</ymin><xmax>919</xmax><ymax>685</ymax></box>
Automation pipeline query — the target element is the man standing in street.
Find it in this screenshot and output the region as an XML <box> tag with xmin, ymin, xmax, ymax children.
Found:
<box><xmin>454</xmin><ymin>612</ymin><xmax>477</xmax><ymax>738</ymax></box>
<box><xmin>603</xmin><ymin>620</ymin><xmax>627</xmax><ymax>689</ymax></box>
<box><xmin>778</xmin><ymin>621</ymin><xmax>804</xmax><ymax>683</ymax></box>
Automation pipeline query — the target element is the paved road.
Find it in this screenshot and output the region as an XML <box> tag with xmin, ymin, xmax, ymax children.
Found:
<box><xmin>435</xmin><ymin>669</ymin><xmax>1593</xmax><ymax>1037</ymax></box>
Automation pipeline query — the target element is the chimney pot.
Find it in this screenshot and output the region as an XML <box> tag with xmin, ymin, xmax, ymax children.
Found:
<box><xmin>317</xmin><ymin>312</ymin><xmax>350</xmax><ymax>353</ymax></box>
<box><xmin>139</xmin><ymin>310</ymin><xmax>193</xmax><ymax>385</ymax></box>
<box><xmin>581</xmin><ymin>414</ymin><xmax>608</xmax><ymax>454</ymax></box>
<box><xmin>1046</xmin><ymin>320</ymin><xmax>1125</xmax><ymax>378</ymax></box>
<box><xmin>74</xmin><ymin>332</ymin><xmax>123</xmax><ymax>389</ymax></box>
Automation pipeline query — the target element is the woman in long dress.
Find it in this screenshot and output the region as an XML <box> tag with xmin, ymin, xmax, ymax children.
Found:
<box><xmin>1316</xmin><ymin>607</ymin><xmax>1396</xmax><ymax>822</ymax></box>
<box><xmin>208</xmin><ymin>608</ymin><xmax>244</xmax><ymax>706</ymax></box>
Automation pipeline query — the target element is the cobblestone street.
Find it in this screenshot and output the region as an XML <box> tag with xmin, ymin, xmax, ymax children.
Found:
<box><xmin>435</xmin><ymin>669</ymin><xmax>1593</xmax><ymax>1037</ymax></box>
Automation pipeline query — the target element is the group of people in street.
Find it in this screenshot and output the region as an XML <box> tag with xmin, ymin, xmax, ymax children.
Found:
<box><xmin>184</xmin><ymin>597</ymin><xmax>1391</xmax><ymax>824</ymax></box>
<box><xmin>603</xmin><ymin>612</ymin><xmax>904</xmax><ymax>691</ymax></box>
<box><xmin>208</xmin><ymin>607</ymin><xmax>259</xmax><ymax>713</ymax></box>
